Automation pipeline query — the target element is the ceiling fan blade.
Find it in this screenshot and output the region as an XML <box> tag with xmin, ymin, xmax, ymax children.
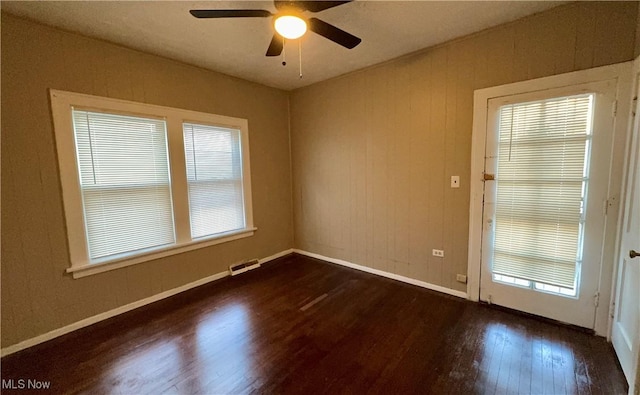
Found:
<box><xmin>298</xmin><ymin>1</ymin><xmax>353</xmax><ymax>12</ymax></box>
<box><xmin>308</xmin><ymin>17</ymin><xmax>361</xmax><ymax>49</ymax></box>
<box><xmin>274</xmin><ymin>1</ymin><xmax>352</xmax><ymax>13</ymax></box>
<box><xmin>189</xmin><ymin>10</ymin><xmax>273</xmax><ymax>18</ymax></box>
<box><xmin>266</xmin><ymin>34</ymin><xmax>284</xmax><ymax>57</ymax></box>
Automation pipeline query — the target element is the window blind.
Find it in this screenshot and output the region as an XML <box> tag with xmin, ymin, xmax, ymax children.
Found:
<box><xmin>72</xmin><ymin>110</ymin><xmax>175</xmax><ymax>260</ymax></box>
<box><xmin>183</xmin><ymin>123</ymin><xmax>245</xmax><ymax>238</ymax></box>
<box><xmin>492</xmin><ymin>94</ymin><xmax>593</xmax><ymax>289</ymax></box>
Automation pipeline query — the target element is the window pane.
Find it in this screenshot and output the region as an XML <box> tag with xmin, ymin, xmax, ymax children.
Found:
<box><xmin>183</xmin><ymin>123</ymin><xmax>245</xmax><ymax>238</ymax></box>
<box><xmin>72</xmin><ymin>110</ymin><xmax>175</xmax><ymax>259</ymax></box>
<box><xmin>491</xmin><ymin>94</ymin><xmax>593</xmax><ymax>290</ymax></box>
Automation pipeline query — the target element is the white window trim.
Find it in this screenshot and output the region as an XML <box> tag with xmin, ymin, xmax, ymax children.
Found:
<box><xmin>50</xmin><ymin>90</ymin><xmax>256</xmax><ymax>279</ymax></box>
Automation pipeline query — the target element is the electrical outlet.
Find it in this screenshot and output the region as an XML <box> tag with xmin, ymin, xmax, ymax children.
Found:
<box><xmin>432</xmin><ymin>249</ymin><xmax>444</xmax><ymax>257</ymax></box>
<box><xmin>456</xmin><ymin>274</ymin><xmax>467</xmax><ymax>284</ymax></box>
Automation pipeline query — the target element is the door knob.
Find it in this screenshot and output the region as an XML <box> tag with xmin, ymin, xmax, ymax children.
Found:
<box><xmin>631</xmin><ymin>250</ymin><xmax>640</xmax><ymax>259</ymax></box>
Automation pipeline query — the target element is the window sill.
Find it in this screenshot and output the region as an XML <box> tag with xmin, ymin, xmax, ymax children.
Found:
<box><xmin>66</xmin><ymin>227</ymin><xmax>257</xmax><ymax>279</ymax></box>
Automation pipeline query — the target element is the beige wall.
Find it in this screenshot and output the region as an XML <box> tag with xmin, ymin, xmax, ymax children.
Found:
<box><xmin>636</xmin><ymin>2</ymin><xmax>640</xmax><ymax>57</ymax></box>
<box><xmin>1</xmin><ymin>13</ymin><xmax>294</xmax><ymax>347</ymax></box>
<box><xmin>290</xmin><ymin>1</ymin><xmax>638</xmax><ymax>293</ymax></box>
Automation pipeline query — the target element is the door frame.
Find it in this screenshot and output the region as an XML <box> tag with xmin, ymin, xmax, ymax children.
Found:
<box><xmin>467</xmin><ymin>61</ymin><xmax>632</xmax><ymax>336</ymax></box>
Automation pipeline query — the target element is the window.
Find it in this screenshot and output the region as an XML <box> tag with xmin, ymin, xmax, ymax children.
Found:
<box><xmin>183</xmin><ymin>123</ymin><xmax>245</xmax><ymax>238</ymax></box>
<box><xmin>73</xmin><ymin>110</ymin><xmax>175</xmax><ymax>260</ymax></box>
<box><xmin>491</xmin><ymin>94</ymin><xmax>593</xmax><ymax>296</ymax></box>
<box><xmin>51</xmin><ymin>90</ymin><xmax>255</xmax><ymax>278</ymax></box>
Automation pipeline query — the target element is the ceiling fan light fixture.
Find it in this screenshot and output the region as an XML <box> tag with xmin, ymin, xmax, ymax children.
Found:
<box><xmin>274</xmin><ymin>15</ymin><xmax>307</xmax><ymax>39</ymax></box>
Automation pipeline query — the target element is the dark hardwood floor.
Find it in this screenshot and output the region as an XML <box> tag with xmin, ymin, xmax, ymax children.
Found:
<box><xmin>1</xmin><ymin>254</ymin><xmax>628</xmax><ymax>394</ymax></box>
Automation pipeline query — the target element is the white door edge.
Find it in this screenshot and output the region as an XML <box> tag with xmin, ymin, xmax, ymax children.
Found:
<box><xmin>610</xmin><ymin>54</ymin><xmax>640</xmax><ymax>394</ymax></box>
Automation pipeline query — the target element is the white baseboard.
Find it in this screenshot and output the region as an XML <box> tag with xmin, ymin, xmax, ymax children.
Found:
<box><xmin>293</xmin><ymin>249</ymin><xmax>468</xmax><ymax>299</ymax></box>
<box><xmin>259</xmin><ymin>248</ymin><xmax>293</xmax><ymax>264</ymax></box>
<box><xmin>1</xmin><ymin>248</ymin><xmax>294</xmax><ymax>357</ymax></box>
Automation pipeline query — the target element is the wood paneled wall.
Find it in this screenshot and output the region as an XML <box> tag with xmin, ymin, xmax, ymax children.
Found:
<box><xmin>635</xmin><ymin>3</ymin><xmax>640</xmax><ymax>57</ymax></box>
<box><xmin>1</xmin><ymin>14</ymin><xmax>293</xmax><ymax>348</ymax></box>
<box><xmin>290</xmin><ymin>2</ymin><xmax>638</xmax><ymax>292</ymax></box>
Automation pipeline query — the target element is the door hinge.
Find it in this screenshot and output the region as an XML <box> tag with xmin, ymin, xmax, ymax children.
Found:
<box><xmin>594</xmin><ymin>292</ymin><xmax>600</xmax><ymax>307</ymax></box>
<box><xmin>610</xmin><ymin>301</ymin><xmax>615</xmax><ymax>319</ymax></box>
<box><xmin>612</xmin><ymin>100</ymin><xmax>618</xmax><ymax>117</ymax></box>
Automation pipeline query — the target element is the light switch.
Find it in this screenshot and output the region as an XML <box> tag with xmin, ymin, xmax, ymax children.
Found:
<box><xmin>451</xmin><ymin>176</ymin><xmax>460</xmax><ymax>188</ymax></box>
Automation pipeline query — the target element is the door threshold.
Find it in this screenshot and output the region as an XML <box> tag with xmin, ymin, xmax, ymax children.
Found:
<box><xmin>478</xmin><ymin>301</ymin><xmax>596</xmax><ymax>335</ymax></box>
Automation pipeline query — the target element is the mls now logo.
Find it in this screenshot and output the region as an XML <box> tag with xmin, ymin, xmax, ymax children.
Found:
<box><xmin>2</xmin><ymin>378</ymin><xmax>51</xmax><ymax>390</ymax></box>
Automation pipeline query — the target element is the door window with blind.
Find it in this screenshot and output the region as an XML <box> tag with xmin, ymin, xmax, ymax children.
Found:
<box><xmin>491</xmin><ymin>94</ymin><xmax>593</xmax><ymax>297</ymax></box>
<box><xmin>50</xmin><ymin>90</ymin><xmax>254</xmax><ymax>278</ymax></box>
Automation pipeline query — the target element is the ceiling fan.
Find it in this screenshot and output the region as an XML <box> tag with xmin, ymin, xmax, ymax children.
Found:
<box><xmin>189</xmin><ymin>1</ymin><xmax>362</xmax><ymax>57</ymax></box>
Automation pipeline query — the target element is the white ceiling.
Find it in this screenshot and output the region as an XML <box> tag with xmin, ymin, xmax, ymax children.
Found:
<box><xmin>2</xmin><ymin>1</ymin><xmax>567</xmax><ymax>91</ymax></box>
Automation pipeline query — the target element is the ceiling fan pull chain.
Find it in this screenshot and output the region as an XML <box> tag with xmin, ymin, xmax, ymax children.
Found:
<box><xmin>299</xmin><ymin>40</ymin><xmax>303</xmax><ymax>79</ymax></box>
<box><xmin>282</xmin><ymin>37</ymin><xmax>287</xmax><ymax>66</ymax></box>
